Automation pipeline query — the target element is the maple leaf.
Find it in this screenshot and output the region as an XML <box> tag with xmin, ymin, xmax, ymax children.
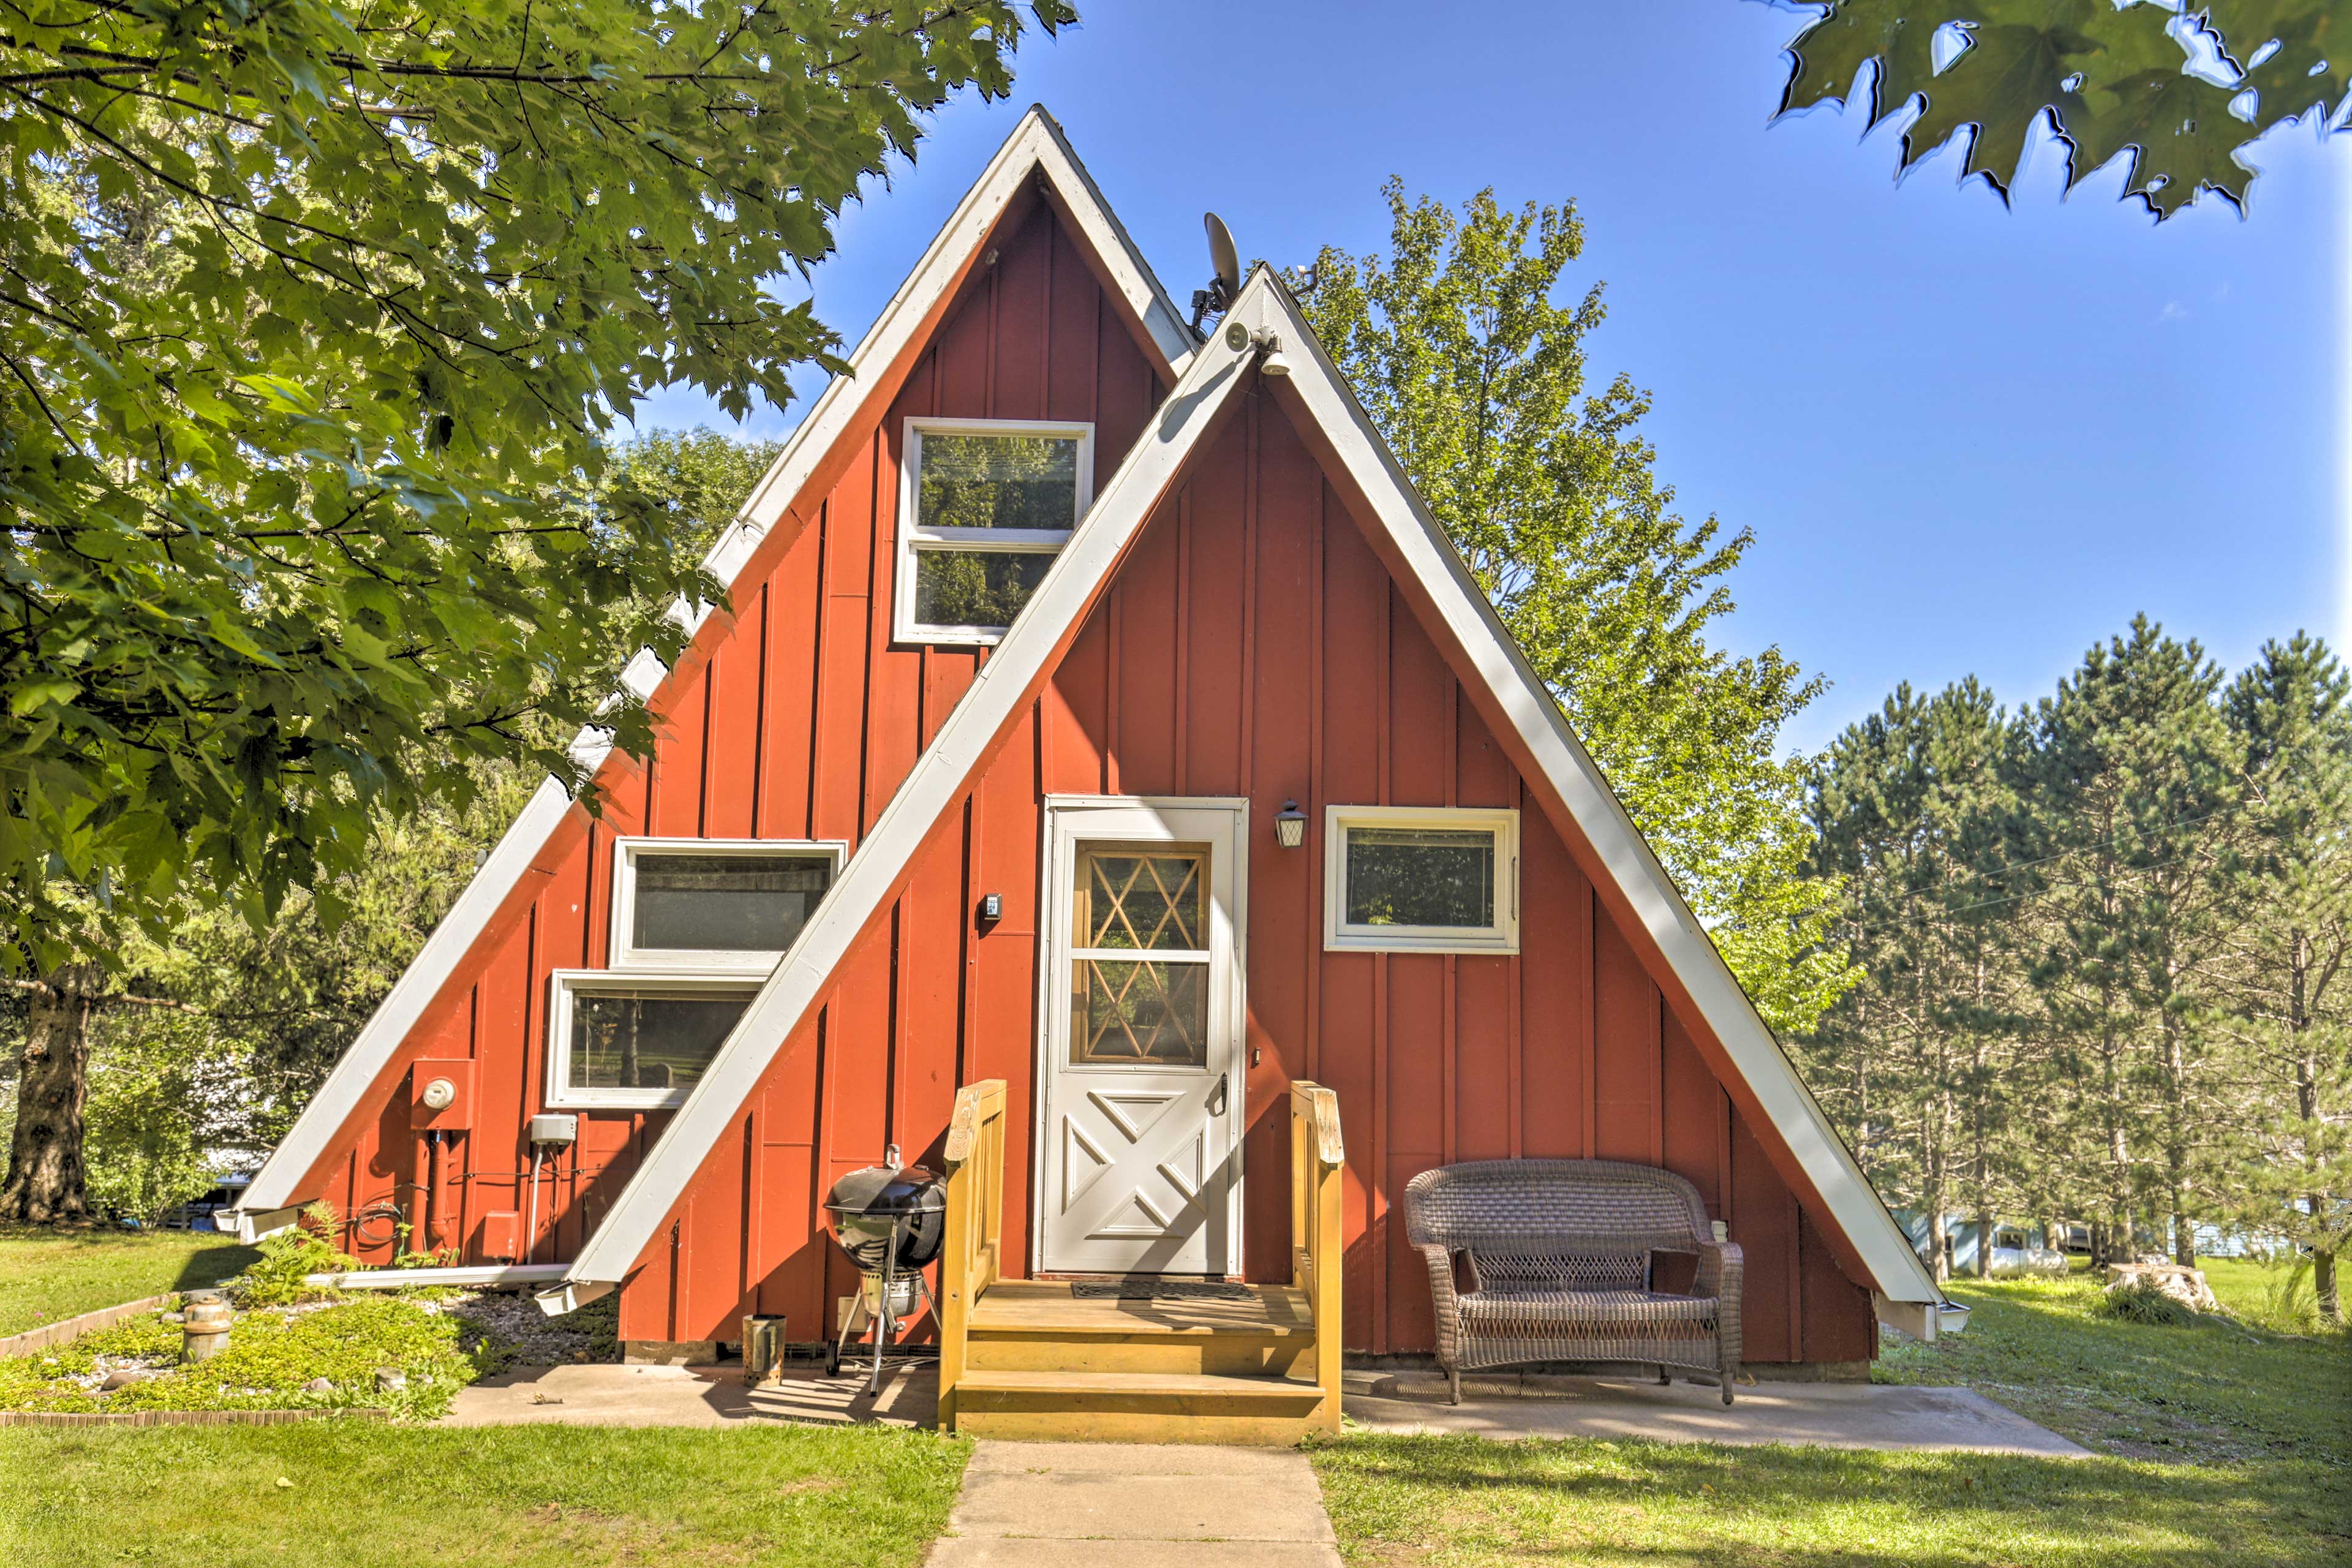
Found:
<box><xmin>1775</xmin><ymin>0</ymin><xmax>2349</xmax><ymax>221</ymax></box>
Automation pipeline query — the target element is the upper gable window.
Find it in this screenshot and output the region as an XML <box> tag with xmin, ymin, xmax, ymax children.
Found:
<box><xmin>895</xmin><ymin>418</ymin><xmax>1093</xmax><ymax>644</ymax></box>
<box><xmin>1322</xmin><ymin>806</ymin><xmax>1520</xmax><ymax>955</ymax></box>
<box><xmin>611</xmin><ymin>837</ymin><xmax>843</xmax><ymax>973</ymax></box>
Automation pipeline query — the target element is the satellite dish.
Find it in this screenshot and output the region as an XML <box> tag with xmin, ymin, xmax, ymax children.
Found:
<box><xmin>1205</xmin><ymin>213</ymin><xmax>1240</xmax><ymax>298</ymax></box>
<box><xmin>1189</xmin><ymin>212</ymin><xmax>1243</xmax><ymax>332</ymax></box>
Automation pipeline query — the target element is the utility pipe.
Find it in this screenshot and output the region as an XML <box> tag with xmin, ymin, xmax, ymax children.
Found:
<box><xmin>420</xmin><ymin>1129</ymin><xmax>446</xmax><ymax>1256</ymax></box>
<box><xmin>524</xmin><ymin>1148</ymin><xmax>545</xmax><ymax>1267</ymax></box>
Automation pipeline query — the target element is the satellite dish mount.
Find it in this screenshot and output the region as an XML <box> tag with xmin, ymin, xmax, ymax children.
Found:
<box><xmin>1189</xmin><ymin>212</ymin><xmax>1242</xmax><ymax>333</ymax></box>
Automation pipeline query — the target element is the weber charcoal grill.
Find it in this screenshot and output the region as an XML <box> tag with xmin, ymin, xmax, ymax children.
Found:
<box><xmin>821</xmin><ymin>1145</ymin><xmax>946</xmax><ymax>1390</ymax></box>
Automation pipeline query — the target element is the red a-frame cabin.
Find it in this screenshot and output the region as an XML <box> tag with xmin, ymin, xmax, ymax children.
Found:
<box><xmin>235</xmin><ymin>108</ymin><xmax>1942</xmax><ymax>1440</ymax></box>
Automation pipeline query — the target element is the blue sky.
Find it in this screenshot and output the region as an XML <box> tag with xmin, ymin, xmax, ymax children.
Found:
<box><xmin>636</xmin><ymin>2</ymin><xmax>2350</xmax><ymax>755</ymax></box>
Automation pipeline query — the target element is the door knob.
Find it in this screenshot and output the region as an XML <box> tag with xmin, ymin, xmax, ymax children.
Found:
<box><xmin>1211</xmin><ymin>1072</ymin><xmax>1230</xmax><ymax>1115</ymax></box>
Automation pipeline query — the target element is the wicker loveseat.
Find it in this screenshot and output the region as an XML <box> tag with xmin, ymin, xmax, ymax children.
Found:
<box><xmin>1403</xmin><ymin>1159</ymin><xmax>1743</xmax><ymax>1405</ymax></box>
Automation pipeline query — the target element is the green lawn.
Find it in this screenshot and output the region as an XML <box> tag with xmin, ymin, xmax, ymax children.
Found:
<box><xmin>0</xmin><ymin>1423</ymin><xmax>970</xmax><ymax>1568</ymax></box>
<box><xmin>1313</xmin><ymin>1259</ymin><xmax>2349</xmax><ymax>1567</ymax></box>
<box><xmin>0</xmin><ymin>1225</ymin><xmax>257</xmax><ymax>1337</ymax></box>
<box><xmin>1875</xmin><ymin>1265</ymin><xmax>2346</xmax><ymax>1466</ymax></box>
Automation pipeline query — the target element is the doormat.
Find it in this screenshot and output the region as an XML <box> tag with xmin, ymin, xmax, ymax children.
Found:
<box><xmin>1069</xmin><ymin>1278</ymin><xmax>1254</xmax><ymax>1301</ymax></box>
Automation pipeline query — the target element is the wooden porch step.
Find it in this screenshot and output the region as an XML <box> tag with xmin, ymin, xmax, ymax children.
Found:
<box><xmin>949</xmin><ymin>1366</ymin><xmax>1329</xmax><ymax>1444</ymax></box>
<box><xmin>969</xmin><ymin>1280</ymin><xmax>1314</xmax><ymax>1336</ymax></box>
<box><xmin>956</xmin><ymin>1368</ymin><xmax>1325</xmax><ymax>1401</ymax></box>
<box><xmin>965</xmin><ymin>1281</ymin><xmax>1316</xmax><ymax>1376</ymax></box>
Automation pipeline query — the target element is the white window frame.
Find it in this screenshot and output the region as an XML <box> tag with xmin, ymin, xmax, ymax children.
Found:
<box><xmin>545</xmin><ymin>970</ymin><xmax>761</xmax><ymax>1110</ymax></box>
<box><xmin>609</xmin><ymin>837</ymin><xmax>846</xmax><ymax>974</ymax></box>
<box><xmin>1323</xmin><ymin>805</ymin><xmax>1520</xmax><ymax>955</ymax></box>
<box><xmin>894</xmin><ymin>417</ymin><xmax>1095</xmax><ymax>645</ymax></box>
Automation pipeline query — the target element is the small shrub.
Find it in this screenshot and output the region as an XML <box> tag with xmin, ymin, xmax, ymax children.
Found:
<box><xmin>2092</xmin><ymin>1276</ymin><xmax>2196</xmax><ymax>1327</ymax></box>
<box><xmin>2252</xmin><ymin>1259</ymin><xmax>2321</xmax><ymax>1335</ymax></box>
<box><xmin>235</xmin><ymin>1201</ymin><xmax>357</xmax><ymax>1306</ymax></box>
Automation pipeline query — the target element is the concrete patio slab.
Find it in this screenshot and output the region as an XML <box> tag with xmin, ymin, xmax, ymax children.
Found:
<box><xmin>927</xmin><ymin>1442</ymin><xmax>1342</xmax><ymax>1568</ymax></box>
<box><xmin>1341</xmin><ymin>1368</ymin><xmax>2087</xmax><ymax>1456</ymax></box>
<box><xmin>442</xmin><ymin>1360</ymin><xmax>939</xmax><ymax>1428</ymax></box>
<box><xmin>440</xmin><ymin>1359</ymin><xmax>2081</xmax><ymax>1461</ymax></box>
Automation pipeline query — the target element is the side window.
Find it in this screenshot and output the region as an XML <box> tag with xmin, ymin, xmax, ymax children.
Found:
<box><xmin>895</xmin><ymin>418</ymin><xmax>1093</xmax><ymax>643</ymax></box>
<box><xmin>1323</xmin><ymin>807</ymin><xmax>1519</xmax><ymax>954</ymax></box>
<box><xmin>545</xmin><ymin>974</ymin><xmax>756</xmax><ymax>1109</ymax></box>
<box><xmin>609</xmin><ymin>839</ymin><xmax>842</xmax><ymax>973</ymax></box>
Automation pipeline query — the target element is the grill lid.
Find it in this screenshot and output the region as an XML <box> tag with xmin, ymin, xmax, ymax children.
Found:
<box><xmin>823</xmin><ymin>1144</ymin><xmax>945</xmax><ymax>1219</ymax></box>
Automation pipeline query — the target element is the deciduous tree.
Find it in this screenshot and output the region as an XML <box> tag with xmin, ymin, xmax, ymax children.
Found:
<box><xmin>1302</xmin><ymin>184</ymin><xmax>1850</xmax><ymax>1035</ymax></box>
<box><xmin>0</xmin><ymin>2</ymin><xmax>1068</xmax><ymax>1222</ymax></box>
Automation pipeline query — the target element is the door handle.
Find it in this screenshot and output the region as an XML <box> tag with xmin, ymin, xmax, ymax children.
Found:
<box><xmin>1210</xmin><ymin>1072</ymin><xmax>1230</xmax><ymax>1115</ymax></box>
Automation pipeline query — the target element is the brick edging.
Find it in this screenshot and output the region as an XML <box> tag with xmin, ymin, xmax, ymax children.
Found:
<box><xmin>0</xmin><ymin>1294</ymin><xmax>179</xmax><ymax>1361</ymax></box>
<box><xmin>0</xmin><ymin>1408</ymin><xmax>391</xmax><ymax>1428</ymax></box>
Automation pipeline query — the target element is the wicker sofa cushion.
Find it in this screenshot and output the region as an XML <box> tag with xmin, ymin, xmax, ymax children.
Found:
<box><xmin>1457</xmin><ymin>1287</ymin><xmax>1719</xmax><ymax>1332</ymax></box>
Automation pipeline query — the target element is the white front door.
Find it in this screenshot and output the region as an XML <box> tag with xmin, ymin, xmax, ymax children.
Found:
<box><xmin>1037</xmin><ymin>797</ymin><xmax>1247</xmax><ymax>1275</ymax></box>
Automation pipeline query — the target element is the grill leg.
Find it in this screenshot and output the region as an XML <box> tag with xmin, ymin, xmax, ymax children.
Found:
<box><xmin>869</xmin><ymin>1251</ymin><xmax>895</xmax><ymax>1396</ymax></box>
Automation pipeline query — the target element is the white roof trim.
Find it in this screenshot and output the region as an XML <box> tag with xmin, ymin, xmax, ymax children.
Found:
<box><xmin>693</xmin><ymin>105</ymin><xmax>1195</xmax><ymax>625</ymax></box>
<box><xmin>239</xmin><ymin>777</ymin><xmax>575</xmax><ymax>1213</ymax></box>
<box><xmin>232</xmin><ymin>107</ymin><xmax>1189</xmax><ymax>1223</ymax></box>
<box><xmin>564</xmin><ymin>286</ymin><xmax>1262</xmax><ymax>1287</ymax></box>
<box><xmin>568</xmin><ymin>270</ymin><xmax>1939</xmax><ymax>1308</ymax></box>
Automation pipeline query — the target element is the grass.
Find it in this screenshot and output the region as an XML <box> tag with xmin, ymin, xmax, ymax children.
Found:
<box><xmin>1311</xmin><ymin>1431</ymin><xmax>2344</xmax><ymax>1567</ymax></box>
<box><xmin>0</xmin><ymin>1422</ymin><xmax>970</xmax><ymax>1568</ymax></box>
<box><xmin>1875</xmin><ymin>1264</ymin><xmax>2346</xmax><ymax>1466</ymax></box>
<box><xmin>0</xmin><ymin>1225</ymin><xmax>257</xmax><ymax>1337</ymax></box>
<box><xmin>1311</xmin><ymin>1256</ymin><xmax>2349</xmax><ymax>1567</ymax></box>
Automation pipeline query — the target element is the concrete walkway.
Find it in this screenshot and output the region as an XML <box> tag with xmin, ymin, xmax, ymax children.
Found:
<box><xmin>1341</xmin><ymin>1368</ymin><xmax>2087</xmax><ymax>1456</ymax></box>
<box><xmin>927</xmin><ymin>1441</ymin><xmax>1341</xmax><ymax>1568</ymax></box>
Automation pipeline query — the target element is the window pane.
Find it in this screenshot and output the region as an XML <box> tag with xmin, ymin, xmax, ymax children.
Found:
<box><xmin>1344</xmin><ymin>827</ymin><xmax>1495</xmax><ymax>929</ymax></box>
<box><xmin>632</xmin><ymin>853</ymin><xmax>832</xmax><ymax>953</ymax></box>
<box><xmin>1077</xmin><ymin>851</ymin><xmax>1204</xmax><ymax>951</ymax></box>
<box><xmin>1072</xmin><ymin>959</ymin><xmax>1208</xmax><ymax>1066</ymax></box>
<box><xmin>916</xmin><ymin>433</ymin><xmax>1081</xmax><ymax>530</ymax></box>
<box><xmin>569</xmin><ymin>990</ymin><xmax>750</xmax><ymax>1092</ymax></box>
<box><xmin>913</xmin><ymin>548</ymin><xmax>1054</xmax><ymax>630</ymax></box>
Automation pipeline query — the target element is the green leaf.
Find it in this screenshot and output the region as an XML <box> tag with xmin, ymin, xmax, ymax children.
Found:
<box><xmin>1774</xmin><ymin>0</ymin><xmax>2347</xmax><ymax>219</ymax></box>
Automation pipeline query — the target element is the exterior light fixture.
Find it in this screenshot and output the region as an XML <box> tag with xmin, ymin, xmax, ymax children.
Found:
<box><xmin>1275</xmin><ymin>799</ymin><xmax>1307</xmax><ymax>850</ymax></box>
<box><xmin>1255</xmin><ymin>331</ymin><xmax>1292</xmax><ymax>378</ymax></box>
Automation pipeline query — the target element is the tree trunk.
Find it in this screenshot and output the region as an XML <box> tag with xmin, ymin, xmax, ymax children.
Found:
<box><xmin>1976</xmin><ymin>1204</ymin><xmax>1996</xmax><ymax>1278</ymax></box>
<box><xmin>0</xmin><ymin>963</ymin><xmax>102</xmax><ymax>1224</ymax></box>
<box><xmin>2315</xmin><ymin>1240</ymin><xmax>2340</xmax><ymax>1325</ymax></box>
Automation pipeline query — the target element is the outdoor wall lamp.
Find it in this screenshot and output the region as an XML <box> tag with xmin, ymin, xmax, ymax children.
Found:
<box><xmin>1275</xmin><ymin>800</ymin><xmax>1307</xmax><ymax>850</ymax></box>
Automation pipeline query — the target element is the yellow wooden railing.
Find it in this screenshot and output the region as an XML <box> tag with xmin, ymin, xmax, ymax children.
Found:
<box><xmin>936</xmin><ymin>1077</ymin><xmax>1007</xmax><ymax>1433</ymax></box>
<box><xmin>1289</xmin><ymin>1079</ymin><xmax>1346</xmax><ymax>1433</ymax></box>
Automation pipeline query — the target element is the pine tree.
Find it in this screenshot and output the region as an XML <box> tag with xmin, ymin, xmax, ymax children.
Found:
<box><xmin>2008</xmin><ymin>617</ymin><xmax>2238</xmax><ymax>1265</ymax></box>
<box><xmin>1803</xmin><ymin>679</ymin><xmax>2012</xmax><ymax>1280</ymax></box>
<box><xmin>2214</xmin><ymin>635</ymin><xmax>2352</xmax><ymax>1320</ymax></box>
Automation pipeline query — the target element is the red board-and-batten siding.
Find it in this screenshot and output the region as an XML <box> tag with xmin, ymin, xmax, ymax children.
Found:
<box><xmin>305</xmin><ymin>189</ymin><xmax>1161</xmax><ymax>1279</ymax></box>
<box><xmin>303</xmin><ymin>195</ymin><xmax>1874</xmax><ymax>1363</ymax></box>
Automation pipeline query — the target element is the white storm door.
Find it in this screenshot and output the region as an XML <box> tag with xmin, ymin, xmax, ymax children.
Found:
<box><xmin>1038</xmin><ymin>798</ymin><xmax>1246</xmax><ymax>1275</ymax></box>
